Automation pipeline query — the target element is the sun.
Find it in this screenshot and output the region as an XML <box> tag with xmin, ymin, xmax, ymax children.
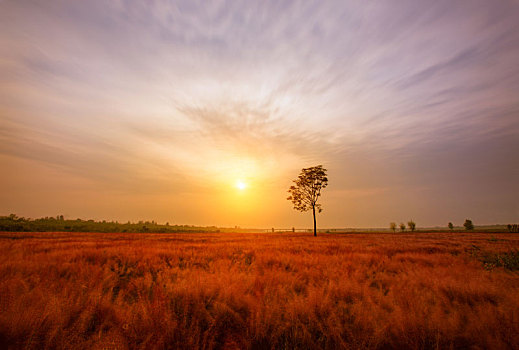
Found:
<box><xmin>235</xmin><ymin>180</ymin><xmax>247</xmax><ymax>191</ymax></box>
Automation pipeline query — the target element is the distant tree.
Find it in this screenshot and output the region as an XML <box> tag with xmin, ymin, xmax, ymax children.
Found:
<box><xmin>463</xmin><ymin>219</ymin><xmax>474</xmax><ymax>231</ymax></box>
<box><xmin>508</xmin><ymin>224</ymin><xmax>512</xmax><ymax>232</ymax></box>
<box><xmin>408</xmin><ymin>220</ymin><xmax>416</xmax><ymax>232</ymax></box>
<box><xmin>448</xmin><ymin>222</ymin><xmax>454</xmax><ymax>231</ymax></box>
<box><xmin>390</xmin><ymin>222</ymin><xmax>397</xmax><ymax>233</ymax></box>
<box><xmin>287</xmin><ymin>165</ymin><xmax>328</xmax><ymax>237</ymax></box>
<box><xmin>399</xmin><ymin>223</ymin><xmax>406</xmax><ymax>232</ymax></box>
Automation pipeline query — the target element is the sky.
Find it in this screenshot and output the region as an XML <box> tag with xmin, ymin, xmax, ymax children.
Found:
<box><xmin>1</xmin><ymin>0</ymin><xmax>518</xmax><ymax>228</ymax></box>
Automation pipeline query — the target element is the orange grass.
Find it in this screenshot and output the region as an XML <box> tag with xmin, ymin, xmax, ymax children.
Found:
<box><xmin>0</xmin><ymin>231</ymin><xmax>518</xmax><ymax>349</ymax></box>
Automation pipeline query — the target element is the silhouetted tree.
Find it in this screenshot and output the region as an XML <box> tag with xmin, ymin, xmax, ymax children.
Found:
<box><xmin>448</xmin><ymin>222</ymin><xmax>454</xmax><ymax>231</ymax></box>
<box><xmin>408</xmin><ymin>220</ymin><xmax>416</xmax><ymax>232</ymax></box>
<box><xmin>399</xmin><ymin>223</ymin><xmax>406</xmax><ymax>232</ymax></box>
<box><xmin>390</xmin><ymin>222</ymin><xmax>397</xmax><ymax>233</ymax></box>
<box><xmin>463</xmin><ymin>219</ymin><xmax>474</xmax><ymax>231</ymax></box>
<box><xmin>287</xmin><ymin>165</ymin><xmax>328</xmax><ymax>237</ymax></box>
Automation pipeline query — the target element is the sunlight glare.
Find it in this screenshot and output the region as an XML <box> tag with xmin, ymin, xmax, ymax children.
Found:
<box><xmin>236</xmin><ymin>180</ymin><xmax>247</xmax><ymax>191</ymax></box>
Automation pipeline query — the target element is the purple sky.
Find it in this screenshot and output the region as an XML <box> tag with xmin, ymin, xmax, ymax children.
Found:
<box><xmin>1</xmin><ymin>0</ymin><xmax>518</xmax><ymax>228</ymax></box>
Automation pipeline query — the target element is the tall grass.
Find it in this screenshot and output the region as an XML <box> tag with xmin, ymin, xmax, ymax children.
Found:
<box><xmin>0</xmin><ymin>232</ymin><xmax>518</xmax><ymax>349</ymax></box>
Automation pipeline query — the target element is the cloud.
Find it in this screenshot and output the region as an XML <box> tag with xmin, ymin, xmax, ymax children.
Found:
<box><xmin>1</xmin><ymin>0</ymin><xmax>518</xmax><ymax>225</ymax></box>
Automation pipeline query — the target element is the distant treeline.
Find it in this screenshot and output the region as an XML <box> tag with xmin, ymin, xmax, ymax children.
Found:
<box><xmin>1</xmin><ymin>214</ymin><xmax>515</xmax><ymax>234</ymax></box>
<box><xmin>0</xmin><ymin>214</ymin><xmax>221</xmax><ymax>233</ymax></box>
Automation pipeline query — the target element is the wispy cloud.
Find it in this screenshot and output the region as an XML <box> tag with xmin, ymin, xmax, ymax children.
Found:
<box><xmin>1</xmin><ymin>0</ymin><xmax>518</xmax><ymax>226</ymax></box>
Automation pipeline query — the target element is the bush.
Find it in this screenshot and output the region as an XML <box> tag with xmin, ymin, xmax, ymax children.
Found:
<box><xmin>463</xmin><ymin>219</ymin><xmax>474</xmax><ymax>231</ymax></box>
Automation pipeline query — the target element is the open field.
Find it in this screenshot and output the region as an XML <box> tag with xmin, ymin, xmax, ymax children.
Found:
<box><xmin>1</xmin><ymin>231</ymin><xmax>518</xmax><ymax>349</ymax></box>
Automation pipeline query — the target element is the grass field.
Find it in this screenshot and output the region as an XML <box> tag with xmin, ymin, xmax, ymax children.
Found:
<box><xmin>1</xmin><ymin>231</ymin><xmax>518</xmax><ymax>349</ymax></box>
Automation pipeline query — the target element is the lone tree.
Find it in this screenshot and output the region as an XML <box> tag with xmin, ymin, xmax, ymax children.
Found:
<box><xmin>399</xmin><ymin>223</ymin><xmax>406</xmax><ymax>232</ymax></box>
<box><xmin>287</xmin><ymin>165</ymin><xmax>328</xmax><ymax>237</ymax></box>
<box><xmin>463</xmin><ymin>219</ymin><xmax>474</xmax><ymax>231</ymax></box>
<box><xmin>408</xmin><ymin>220</ymin><xmax>416</xmax><ymax>232</ymax></box>
<box><xmin>390</xmin><ymin>222</ymin><xmax>397</xmax><ymax>233</ymax></box>
<box><xmin>448</xmin><ymin>222</ymin><xmax>454</xmax><ymax>231</ymax></box>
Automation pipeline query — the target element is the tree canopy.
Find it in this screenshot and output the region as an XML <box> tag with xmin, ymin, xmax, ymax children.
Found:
<box><xmin>287</xmin><ymin>165</ymin><xmax>328</xmax><ymax>236</ymax></box>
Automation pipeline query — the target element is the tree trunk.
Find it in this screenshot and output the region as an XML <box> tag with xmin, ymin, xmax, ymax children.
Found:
<box><xmin>312</xmin><ymin>205</ymin><xmax>317</xmax><ymax>237</ymax></box>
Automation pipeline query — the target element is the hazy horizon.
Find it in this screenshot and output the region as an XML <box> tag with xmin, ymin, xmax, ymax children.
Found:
<box><xmin>1</xmin><ymin>1</ymin><xmax>518</xmax><ymax>228</ymax></box>
<box><xmin>1</xmin><ymin>213</ymin><xmax>510</xmax><ymax>231</ymax></box>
